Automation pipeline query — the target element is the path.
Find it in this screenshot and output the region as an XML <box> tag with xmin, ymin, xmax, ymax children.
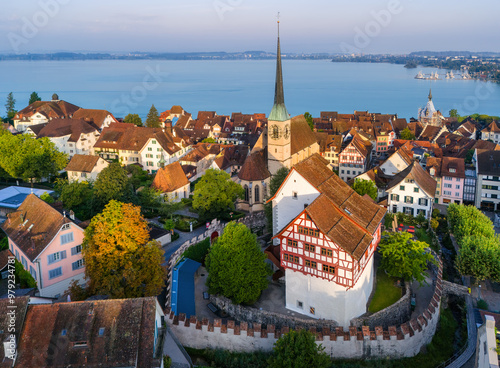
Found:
<box><xmin>163</xmin><ymin>327</ymin><xmax>192</xmax><ymax>368</ymax></box>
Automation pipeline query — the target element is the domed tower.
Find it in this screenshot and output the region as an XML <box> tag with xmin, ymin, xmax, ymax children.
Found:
<box><xmin>267</xmin><ymin>18</ymin><xmax>292</xmax><ymax>175</ymax></box>
<box><xmin>52</xmin><ymin>93</ymin><xmax>60</xmax><ymax>102</ymax></box>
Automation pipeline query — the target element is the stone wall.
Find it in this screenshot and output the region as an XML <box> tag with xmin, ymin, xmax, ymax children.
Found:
<box><xmin>442</xmin><ymin>280</ymin><xmax>469</xmax><ymax>296</ymax></box>
<box><xmin>351</xmin><ymin>281</ymin><xmax>411</xmax><ymax>329</ymax></box>
<box><xmin>167</xmin><ymin>261</ymin><xmax>444</xmax><ymax>359</ymax></box>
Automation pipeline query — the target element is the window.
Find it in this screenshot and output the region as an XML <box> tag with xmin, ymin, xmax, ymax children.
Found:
<box><xmin>321</xmin><ymin>248</ymin><xmax>332</xmax><ymax>257</ymax></box>
<box><xmin>284</xmin><ymin>254</ymin><xmax>299</xmax><ymax>264</ymax></box>
<box><xmin>71</xmin><ymin>245</ymin><xmax>82</xmax><ymax>256</ymax></box>
<box><xmin>48</xmin><ymin>251</ymin><xmax>66</xmax><ymax>265</ymax></box>
<box><xmin>60</xmin><ymin>232</ymin><xmax>74</xmax><ymax>245</ymax></box>
<box><xmin>322</xmin><ymin>264</ymin><xmax>335</xmax><ymax>274</ymax></box>
<box><xmin>305</xmin><ymin>259</ymin><xmax>317</xmax><ymax>268</ymax></box>
<box><xmin>287</xmin><ymin>239</ymin><xmax>298</xmax><ymax>248</ymax></box>
<box><xmin>305</xmin><ymin>243</ymin><xmax>315</xmax><ymax>253</ymax></box>
<box><xmin>21</xmin><ymin>256</ymin><xmax>27</xmax><ymax>269</ymax></box>
<box><xmin>72</xmin><ymin>259</ymin><xmax>84</xmax><ymax>271</ymax></box>
<box><xmin>254</xmin><ymin>185</ymin><xmax>260</xmax><ymax>202</ymax></box>
<box><xmin>444</xmin><ymin>183</ymin><xmax>452</xmax><ymax>188</ymax></box>
<box><xmin>455</xmin><ymin>185</ymin><xmax>460</xmax><ymax>189</ymax></box>
<box><xmin>152</xmin><ymin>140</ymin><xmax>156</xmax><ymax>144</ymax></box>
<box><xmin>148</xmin><ymin>147</ymin><xmax>152</xmax><ymax>151</ymax></box>
<box><xmin>49</xmin><ymin>267</ymin><xmax>62</xmax><ymax>280</ymax></box>
<box><xmin>29</xmin><ymin>266</ymin><xmax>36</xmax><ymax>280</ymax></box>
<box><xmin>292</xmin><ymin>191</ymin><xmax>298</xmax><ymax>199</ymax></box>
<box><xmin>297</xmin><ymin>301</ymin><xmax>303</xmax><ymax>309</ymax></box>
<box><xmin>390</xmin><ymin>194</ymin><xmax>400</xmax><ymax>201</ymax></box>
<box><xmin>62</xmin><ymin>224</ymin><xmax>70</xmax><ymax>230</ymax></box>
<box><xmin>15</xmin><ymin>250</ymin><xmax>19</xmax><ymax>259</ymax></box>
<box><xmin>404</xmin><ymin>196</ymin><xmax>413</xmax><ymax>204</ymax></box>
<box><xmin>418</xmin><ymin>198</ymin><xmax>428</xmax><ymax>206</ymax></box>
<box><xmin>399</xmin><ymin>185</ymin><xmax>405</xmax><ymax>190</ymax></box>
<box><xmin>244</xmin><ymin>185</ymin><xmax>249</xmax><ymax>201</ymax></box>
<box><xmin>414</xmin><ymin>187</ymin><xmax>419</xmax><ymax>193</ymax></box>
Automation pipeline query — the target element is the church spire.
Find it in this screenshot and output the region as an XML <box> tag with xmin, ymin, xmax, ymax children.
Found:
<box><xmin>269</xmin><ymin>14</ymin><xmax>289</xmax><ymax>122</ymax></box>
<box><xmin>428</xmin><ymin>88</ymin><xmax>432</xmax><ymax>101</ymax></box>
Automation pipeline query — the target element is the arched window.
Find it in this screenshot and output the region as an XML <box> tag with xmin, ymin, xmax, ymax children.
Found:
<box><xmin>244</xmin><ymin>185</ymin><xmax>249</xmax><ymax>202</ymax></box>
<box><xmin>254</xmin><ymin>185</ymin><xmax>260</xmax><ymax>203</ymax></box>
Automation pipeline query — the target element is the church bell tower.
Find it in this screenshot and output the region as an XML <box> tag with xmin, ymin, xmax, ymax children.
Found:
<box><xmin>267</xmin><ymin>16</ymin><xmax>292</xmax><ymax>175</ymax></box>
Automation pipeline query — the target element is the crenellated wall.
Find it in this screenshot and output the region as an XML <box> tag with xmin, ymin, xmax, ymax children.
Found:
<box><xmin>166</xmin><ymin>261</ymin><xmax>444</xmax><ymax>359</ymax></box>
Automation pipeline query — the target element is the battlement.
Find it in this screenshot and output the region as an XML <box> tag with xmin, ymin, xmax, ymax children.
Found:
<box><xmin>166</xmin><ymin>261</ymin><xmax>444</xmax><ymax>359</ymax></box>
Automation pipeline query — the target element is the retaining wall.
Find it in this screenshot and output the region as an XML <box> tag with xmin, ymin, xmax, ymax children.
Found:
<box><xmin>167</xmin><ymin>261</ymin><xmax>444</xmax><ymax>359</ymax></box>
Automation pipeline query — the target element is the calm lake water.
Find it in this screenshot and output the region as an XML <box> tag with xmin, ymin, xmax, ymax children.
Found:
<box><xmin>0</xmin><ymin>60</ymin><xmax>499</xmax><ymax>120</ymax></box>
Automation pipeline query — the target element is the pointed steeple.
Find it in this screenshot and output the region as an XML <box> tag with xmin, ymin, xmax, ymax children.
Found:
<box><xmin>428</xmin><ymin>88</ymin><xmax>432</xmax><ymax>101</ymax></box>
<box><xmin>269</xmin><ymin>16</ymin><xmax>289</xmax><ymax>122</ymax></box>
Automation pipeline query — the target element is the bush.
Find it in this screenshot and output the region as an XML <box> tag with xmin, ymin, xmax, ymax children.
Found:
<box><xmin>0</xmin><ymin>237</ymin><xmax>8</xmax><ymax>251</ymax></box>
<box><xmin>182</xmin><ymin>238</ymin><xmax>211</xmax><ymax>264</ymax></box>
<box><xmin>40</xmin><ymin>192</ymin><xmax>54</xmax><ymax>204</ymax></box>
<box><xmin>163</xmin><ymin>355</ymin><xmax>172</xmax><ymax>368</ymax></box>
<box><xmin>384</xmin><ymin>213</ymin><xmax>395</xmax><ymax>229</ymax></box>
<box><xmin>171</xmin><ymin>232</ymin><xmax>180</xmax><ymax>241</ymax></box>
<box><xmin>14</xmin><ymin>260</ymin><xmax>37</xmax><ymax>288</ymax></box>
<box><xmin>477</xmin><ymin>299</ymin><xmax>488</xmax><ymax>310</ymax></box>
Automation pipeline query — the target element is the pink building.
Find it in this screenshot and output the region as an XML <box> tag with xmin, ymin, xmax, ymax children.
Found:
<box><xmin>1</xmin><ymin>194</ymin><xmax>85</xmax><ymax>297</ymax></box>
<box><xmin>427</xmin><ymin>157</ymin><xmax>465</xmax><ymax>205</ymax></box>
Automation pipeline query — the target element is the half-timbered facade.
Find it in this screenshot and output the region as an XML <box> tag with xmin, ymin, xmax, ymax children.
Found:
<box><xmin>267</xmin><ymin>154</ymin><xmax>385</xmax><ymax>326</ymax></box>
<box><xmin>338</xmin><ymin>134</ymin><xmax>371</xmax><ymax>182</ymax></box>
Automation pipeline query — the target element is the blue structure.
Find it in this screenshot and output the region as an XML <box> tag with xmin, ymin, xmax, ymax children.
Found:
<box><xmin>170</xmin><ymin>258</ymin><xmax>201</xmax><ymax>317</ymax></box>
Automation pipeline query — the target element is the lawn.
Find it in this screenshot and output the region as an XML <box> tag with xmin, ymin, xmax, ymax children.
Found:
<box><xmin>368</xmin><ymin>267</ymin><xmax>402</xmax><ymax>313</ymax></box>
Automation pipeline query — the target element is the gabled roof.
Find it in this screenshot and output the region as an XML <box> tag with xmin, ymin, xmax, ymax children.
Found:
<box><xmin>72</xmin><ymin>108</ymin><xmax>118</xmax><ymax>128</ymax></box>
<box><xmin>426</xmin><ymin>157</ymin><xmax>442</xmax><ymax>177</ymax></box>
<box><xmin>238</xmin><ymin>150</ymin><xmax>271</xmax><ymax>181</ymax></box>
<box><xmin>152</xmin><ymin>161</ymin><xmax>189</xmax><ymax>193</ymax></box>
<box><xmin>213</xmin><ymin>145</ymin><xmax>249</xmax><ymax>171</ymax></box>
<box><xmin>275</xmin><ymin>154</ymin><xmax>385</xmax><ymax>261</ymax></box>
<box><xmin>387</xmin><ymin>162</ymin><xmax>437</xmax><ymax>198</ymax></box>
<box><xmin>476</xmin><ymin>149</ymin><xmax>500</xmax><ymax>176</ymax></box>
<box><xmin>441</xmin><ymin>157</ymin><xmax>465</xmax><ymax>178</ymax></box>
<box><xmin>36</xmin><ymin>118</ymin><xmax>97</xmax><ymax>142</ymax></box>
<box><xmin>65</xmin><ymin>155</ymin><xmax>104</xmax><ymax>173</ymax></box>
<box><xmin>290</xmin><ymin>115</ymin><xmax>319</xmax><ymax>155</ymax></box>
<box><xmin>16</xmin><ymin>297</ymin><xmax>160</xmax><ymax>367</ymax></box>
<box><xmin>15</xmin><ymin>100</ymin><xmax>80</xmax><ymax>121</ymax></box>
<box><xmin>27</xmin><ymin>122</ymin><xmax>48</xmax><ymax>135</ymax></box>
<box><xmin>1</xmin><ymin>194</ymin><xmax>75</xmax><ymax>262</ymax></box>
<box><xmin>481</xmin><ymin>121</ymin><xmax>500</xmax><ymax>133</ymax></box>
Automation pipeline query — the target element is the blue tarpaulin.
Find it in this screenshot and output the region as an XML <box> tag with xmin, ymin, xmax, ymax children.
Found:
<box><xmin>170</xmin><ymin>258</ymin><xmax>201</xmax><ymax>317</ymax></box>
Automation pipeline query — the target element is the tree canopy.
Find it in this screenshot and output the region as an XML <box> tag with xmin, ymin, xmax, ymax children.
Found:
<box><xmin>206</xmin><ymin>222</ymin><xmax>270</xmax><ymax>304</ymax></box>
<box><xmin>145</xmin><ymin>104</ymin><xmax>160</xmax><ymax>128</ymax></box>
<box><xmin>449</xmin><ymin>109</ymin><xmax>459</xmax><ymax>118</ymax></box>
<box><xmin>82</xmin><ymin>200</ymin><xmax>166</xmax><ymax>298</ymax></box>
<box><xmin>202</xmin><ymin>137</ymin><xmax>216</xmax><ymax>143</ymax></box>
<box><xmin>29</xmin><ymin>92</ymin><xmax>41</xmax><ymax>105</ymax></box>
<box><xmin>352</xmin><ymin>178</ymin><xmax>378</xmax><ymax>200</ymax></box>
<box><xmin>55</xmin><ymin>179</ymin><xmax>95</xmax><ymax>220</ymax></box>
<box><xmin>400</xmin><ymin>127</ymin><xmax>415</xmax><ymax>140</ymax></box>
<box><xmin>0</xmin><ymin>133</ymin><xmax>67</xmax><ymax>182</ymax></box>
<box><xmin>304</xmin><ymin>112</ymin><xmax>314</xmax><ymax>131</ymax></box>
<box><xmin>93</xmin><ymin>162</ymin><xmax>133</xmax><ymax>207</ymax></box>
<box><xmin>192</xmin><ymin>168</ymin><xmax>244</xmax><ymax>220</ymax></box>
<box><xmin>379</xmin><ymin>231</ymin><xmax>435</xmax><ymax>284</ymax></box>
<box><xmin>123</xmin><ymin>113</ymin><xmax>143</xmax><ymax>127</ymax></box>
<box><xmin>447</xmin><ymin>203</ymin><xmax>495</xmax><ymax>243</ymax></box>
<box><xmin>456</xmin><ymin>235</ymin><xmax>500</xmax><ymax>283</ymax></box>
<box><xmin>268</xmin><ymin>329</ymin><xmax>330</xmax><ymax>368</ymax></box>
<box><xmin>4</xmin><ymin>92</ymin><xmax>16</xmax><ymax>120</ymax></box>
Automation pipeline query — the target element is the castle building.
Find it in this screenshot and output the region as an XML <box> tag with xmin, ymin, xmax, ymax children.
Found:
<box><xmin>267</xmin><ymin>154</ymin><xmax>385</xmax><ymax>326</ymax></box>
<box><xmin>418</xmin><ymin>89</ymin><xmax>444</xmax><ymax>127</ymax></box>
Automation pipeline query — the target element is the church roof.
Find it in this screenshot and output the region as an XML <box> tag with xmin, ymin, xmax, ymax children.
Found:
<box><xmin>290</xmin><ymin>115</ymin><xmax>319</xmax><ymax>155</ymax></box>
<box><xmin>238</xmin><ymin>150</ymin><xmax>271</xmax><ymax>181</ymax></box>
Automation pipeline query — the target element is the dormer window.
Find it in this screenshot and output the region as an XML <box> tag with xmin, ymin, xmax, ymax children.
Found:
<box><xmin>449</xmin><ymin>168</ymin><xmax>456</xmax><ymax>173</ymax></box>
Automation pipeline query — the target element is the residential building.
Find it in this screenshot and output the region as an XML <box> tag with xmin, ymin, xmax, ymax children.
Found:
<box><xmin>0</xmin><ymin>186</ymin><xmax>54</xmax><ymax>217</ymax></box>
<box><xmin>34</xmin><ymin>118</ymin><xmax>100</xmax><ymax>158</ymax></box>
<box><xmin>454</xmin><ymin>120</ymin><xmax>477</xmax><ymax>139</ymax></box>
<box><xmin>179</xmin><ymin>143</ymin><xmax>223</xmax><ymax>180</ymax></box>
<box><xmin>72</xmin><ymin>108</ymin><xmax>119</xmax><ymax>129</ymax></box>
<box><xmin>379</xmin><ymin>146</ymin><xmax>414</xmax><ymax>176</ymax></box>
<box><xmin>318</xmin><ymin>134</ymin><xmax>342</xmax><ymax>170</ymax></box>
<box><xmin>65</xmin><ymin>154</ymin><xmax>109</xmax><ymax>183</ymax></box>
<box><xmin>481</xmin><ymin>121</ymin><xmax>500</xmax><ymax>144</ymax></box>
<box><xmin>1</xmin><ymin>194</ymin><xmax>85</xmax><ymax>298</ymax></box>
<box><xmin>375</xmin><ymin>129</ymin><xmax>395</xmax><ymax>154</ymax></box>
<box><xmin>0</xmin><ymin>296</ymin><xmax>164</xmax><ymax>367</ymax></box>
<box><xmin>338</xmin><ymin>134</ymin><xmax>372</xmax><ymax>182</ymax></box>
<box><xmin>151</xmin><ymin>161</ymin><xmax>190</xmax><ymax>202</ymax></box>
<box><xmin>266</xmin><ymin>154</ymin><xmax>385</xmax><ymax>327</ymax></box>
<box><xmin>427</xmin><ymin>157</ymin><xmax>465</xmax><ymax>205</ymax></box>
<box><xmin>210</xmin><ymin>145</ymin><xmax>249</xmax><ymax>176</ymax></box>
<box><xmin>463</xmin><ymin>164</ymin><xmax>477</xmax><ymax>205</ymax></box>
<box><xmin>386</xmin><ymin>162</ymin><xmax>437</xmax><ymax>218</ymax></box>
<box><xmin>474</xmin><ymin>149</ymin><xmax>500</xmax><ymax>211</ymax></box>
<box><xmin>13</xmin><ymin>94</ymin><xmax>80</xmax><ymax>132</ymax></box>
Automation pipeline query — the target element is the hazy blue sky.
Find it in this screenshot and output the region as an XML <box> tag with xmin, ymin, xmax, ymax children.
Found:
<box><xmin>1</xmin><ymin>0</ymin><xmax>499</xmax><ymax>54</ymax></box>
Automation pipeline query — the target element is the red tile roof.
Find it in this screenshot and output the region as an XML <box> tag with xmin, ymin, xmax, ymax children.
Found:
<box><xmin>15</xmin><ymin>100</ymin><xmax>80</xmax><ymax>121</ymax></box>
<box><xmin>290</xmin><ymin>115</ymin><xmax>319</xmax><ymax>155</ymax></box>
<box><xmin>151</xmin><ymin>161</ymin><xmax>189</xmax><ymax>193</ymax></box>
<box><xmin>0</xmin><ymin>296</ymin><xmax>29</xmax><ymax>367</ymax></box>
<box><xmin>36</xmin><ymin>118</ymin><xmax>97</xmax><ymax>142</ymax></box>
<box><xmin>72</xmin><ymin>108</ymin><xmax>118</xmax><ymax>128</ymax></box>
<box><xmin>238</xmin><ymin>150</ymin><xmax>271</xmax><ymax>181</ymax></box>
<box><xmin>387</xmin><ymin>162</ymin><xmax>437</xmax><ymax>198</ymax></box>
<box><xmin>65</xmin><ymin>155</ymin><xmax>104</xmax><ymax>173</ymax></box>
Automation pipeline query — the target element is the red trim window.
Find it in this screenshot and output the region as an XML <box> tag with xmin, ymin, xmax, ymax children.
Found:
<box><xmin>322</xmin><ymin>264</ymin><xmax>336</xmax><ymax>274</ymax></box>
<box><xmin>284</xmin><ymin>253</ymin><xmax>300</xmax><ymax>264</ymax></box>
<box><xmin>305</xmin><ymin>260</ymin><xmax>317</xmax><ymax>269</ymax></box>
<box><xmin>321</xmin><ymin>248</ymin><xmax>332</xmax><ymax>257</ymax></box>
<box><xmin>297</xmin><ymin>226</ymin><xmax>320</xmax><ymax>238</ymax></box>
<box><xmin>304</xmin><ymin>243</ymin><xmax>315</xmax><ymax>252</ymax></box>
<box><xmin>287</xmin><ymin>239</ymin><xmax>298</xmax><ymax>248</ymax></box>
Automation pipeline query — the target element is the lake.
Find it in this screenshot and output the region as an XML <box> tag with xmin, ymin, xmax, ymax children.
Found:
<box><xmin>0</xmin><ymin>60</ymin><xmax>499</xmax><ymax>121</ymax></box>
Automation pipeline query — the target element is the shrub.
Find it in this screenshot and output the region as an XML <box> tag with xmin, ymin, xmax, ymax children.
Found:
<box><xmin>14</xmin><ymin>260</ymin><xmax>36</xmax><ymax>288</ymax></box>
<box><xmin>477</xmin><ymin>299</ymin><xmax>488</xmax><ymax>310</ymax></box>
<box><xmin>182</xmin><ymin>238</ymin><xmax>211</xmax><ymax>264</ymax></box>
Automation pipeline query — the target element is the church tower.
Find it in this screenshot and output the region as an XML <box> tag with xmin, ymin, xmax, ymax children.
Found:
<box><xmin>267</xmin><ymin>18</ymin><xmax>292</xmax><ymax>175</ymax></box>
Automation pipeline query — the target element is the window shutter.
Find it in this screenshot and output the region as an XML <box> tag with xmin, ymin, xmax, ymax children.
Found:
<box><xmin>47</xmin><ymin>254</ymin><xmax>54</xmax><ymax>264</ymax></box>
<box><xmin>61</xmin><ymin>250</ymin><xmax>67</xmax><ymax>259</ymax></box>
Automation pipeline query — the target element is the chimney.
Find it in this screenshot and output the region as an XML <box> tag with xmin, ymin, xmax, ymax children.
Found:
<box><xmin>63</xmin><ymin>211</ymin><xmax>66</xmax><ymax>218</ymax></box>
<box><xmin>164</xmin><ymin>120</ymin><xmax>173</xmax><ymax>135</ymax></box>
<box><xmin>69</xmin><ymin>210</ymin><xmax>75</xmax><ymax>220</ymax></box>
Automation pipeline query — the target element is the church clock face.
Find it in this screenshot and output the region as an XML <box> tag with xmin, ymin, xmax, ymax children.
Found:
<box><xmin>283</xmin><ymin>124</ymin><xmax>290</xmax><ymax>139</ymax></box>
<box><xmin>270</xmin><ymin>124</ymin><xmax>281</xmax><ymax>140</ymax></box>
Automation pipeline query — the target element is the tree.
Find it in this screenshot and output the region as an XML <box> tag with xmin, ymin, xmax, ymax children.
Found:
<box><xmin>39</xmin><ymin>192</ymin><xmax>54</xmax><ymax>204</ymax></box>
<box><xmin>449</xmin><ymin>109</ymin><xmax>459</xmax><ymax>119</ymax></box>
<box><xmin>4</xmin><ymin>92</ymin><xmax>16</xmax><ymax>120</ymax></box>
<box><xmin>192</xmin><ymin>168</ymin><xmax>244</xmax><ymax>220</ymax></box>
<box><xmin>447</xmin><ymin>203</ymin><xmax>495</xmax><ymax>244</ymax></box>
<box><xmin>145</xmin><ymin>104</ymin><xmax>160</xmax><ymax>128</ymax></box>
<box><xmin>0</xmin><ymin>134</ymin><xmax>67</xmax><ymax>183</ymax></box>
<box><xmin>400</xmin><ymin>127</ymin><xmax>415</xmax><ymax>140</ymax></box>
<box><xmin>352</xmin><ymin>178</ymin><xmax>377</xmax><ymax>200</ymax></box>
<box><xmin>265</xmin><ymin>167</ymin><xmax>290</xmax><ymax>229</ymax></box>
<box><xmin>123</xmin><ymin>113</ymin><xmax>143</xmax><ymax>127</ymax></box>
<box><xmin>55</xmin><ymin>179</ymin><xmax>94</xmax><ymax>220</ymax></box>
<box><xmin>29</xmin><ymin>91</ymin><xmax>41</xmax><ymax>105</ymax></box>
<box><xmin>304</xmin><ymin>112</ymin><xmax>314</xmax><ymax>131</ymax></box>
<box><xmin>456</xmin><ymin>235</ymin><xmax>500</xmax><ymax>283</ymax></box>
<box><xmin>268</xmin><ymin>329</ymin><xmax>330</xmax><ymax>368</ymax></box>
<box><xmin>202</xmin><ymin>137</ymin><xmax>216</xmax><ymax>143</ymax></box>
<box><xmin>94</xmin><ymin>162</ymin><xmax>133</xmax><ymax>207</ymax></box>
<box><xmin>379</xmin><ymin>231</ymin><xmax>436</xmax><ymax>284</ymax></box>
<box><xmin>205</xmin><ymin>222</ymin><xmax>270</xmax><ymax>304</ymax></box>
<box><xmin>82</xmin><ymin>200</ymin><xmax>166</xmax><ymax>298</ymax></box>
<box><xmin>465</xmin><ymin>149</ymin><xmax>474</xmax><ymax>164</ymax></box>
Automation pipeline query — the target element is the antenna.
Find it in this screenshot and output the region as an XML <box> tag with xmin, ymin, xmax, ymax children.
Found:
<box><xmin>277</xmin><ymin>12</ymin><xmax>280</xmax><ymax>36</ymax></box>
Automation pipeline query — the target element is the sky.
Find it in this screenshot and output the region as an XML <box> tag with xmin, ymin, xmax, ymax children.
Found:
<box><xmin>0</xmin><ymin>0</ymin><xmax>499</xmax><ymax>54</ymax></box>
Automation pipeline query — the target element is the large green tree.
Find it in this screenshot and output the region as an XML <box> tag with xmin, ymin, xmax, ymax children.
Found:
<box><xmin>82</xmin><ymin>200</ymin><xmax>166</xmax><ymax>298</ymax></box>
<box><xmin>304</xmin><ymin>112</ymin><xmax>314</xmax><ymax>131</ymax></box>
<box><xmin>400</xmin><ymin>127</ymin><xmax>415</xmax><ymax>140</ymax></box>
<box><xmin>145</xmin><ymin>104</ymin><xmax>160</xmax><ymax>128</ymax></box>
<box><xmin>265</xmin><ymin>167</ymin><xmax>290</xmax><ymax>229</ymax></box>
<box><xmin>0</xmin><ymin>133</ymin><xmax>67</xmax><ymax>183</ymax></box>
<box><xmin>447</xmin><ymin>203</ymin><xmax>495</xmax><ymax>244</ymax></box>
<box><xmin>352</xmin><ymin>178</ymin><xmax>377</xmax><ymax>200</ymax></box>
<box><xmin>4</xmin><ymin>92</ymin><xmax>16</xmax><ymax>120</ymax></box>
<box><xmin>192</xmin><ymin>168</ymin><xmax>244</xmax><ymax>219</ymax></box>
<box><xmin>268</xmin><ymin>330</ymin><xmax>330</xmax><ymax>368</ymax></box>
<box><xmin>55</xmin><ymin>179</ymin><xmax>95</xmax><ymax>220</ymax></box>
<box><xmin>123</xmin><ymin>113</ymin><xmax>143</xmax><ymax>127</ymax></box>
<box><xmin>456</xmin><ymin>235</ymin><xmax>500</xmax><ymax>283</ymax></box>
<box><xmin>379</xmin><ymin>231</ymin><xmax>435</xmax><ymax>284</ymax></box>
<box><xmin>206</xmin><ymin>222</ymin><xmax>270</xmax><ymax>304</ymax></box>
<box><xmin>29</xmin><ymin>91</ymin><xmax>41</xmax><ymax>105</ymax></box>
<box><xmin>94</xmin><ymin>162</ymin><xmax>133</xmax><ymax>207</ymax></box>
